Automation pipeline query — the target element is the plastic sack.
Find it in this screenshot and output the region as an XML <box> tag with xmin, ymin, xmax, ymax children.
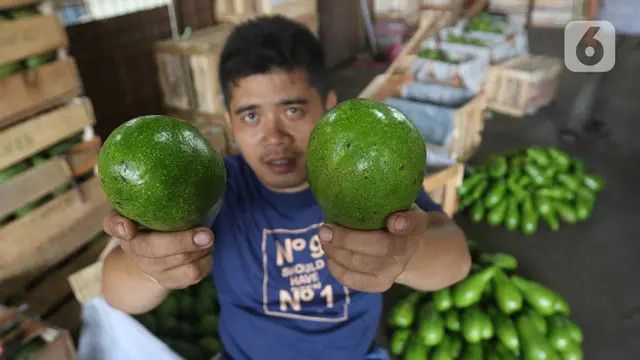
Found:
<box><xmin>433</xmin><ymin>23</ymin><xmax>528</xmax><ymax>64</ymax></box>
<box><xmin>385</xmin><ymin>97</ymin><xmax>454</xmax><ymax>148</ymax></box>
<box><xmin>78</xmin><ymin>298</ymin><xmax>182</xmax><ymax>360</ymax></box>
<box><xmin>401</xmin><ymin>82</ymin><xmax>475</xmax><ymax>107</ymax></box>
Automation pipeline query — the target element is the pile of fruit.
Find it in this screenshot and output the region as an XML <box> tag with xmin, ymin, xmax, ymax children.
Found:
<box><xmin>0</xmin><ymin>7</ymin><xmax>56</xmax><ymax>79</ymax></box>
<box><xmin>135</xmin><ymin>279</ymin><xmax>222</xmax><ymax>359</ymax></box>
<box><xmin>417</xmin><ymin>48</ymin><xmax>459</xmax><ymax>64</ymax></box>
<box><xmin>0</xmin><ymin>134</ymin><xmax>83</xmax><ymax>225</ymax></box>
<box><xmin>446</xmin><ymin>34</ymin><xmax>486</xmax><ymax>47</ymax></box>
<box><xmin>465</xmin><ymin>13</ymin><xmax>505</xmax><ymax>34</ymax></box>
<box><xmin>458</xmin><ymin>146</ymin><xmax>604</xmax><ymax>234</ymax></box>
<box><xmin>387</xmin><ymin>251</ymin><xmax>583</xmax><ymax>360</ymax></box>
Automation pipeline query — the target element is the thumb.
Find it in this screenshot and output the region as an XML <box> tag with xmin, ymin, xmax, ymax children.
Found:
<box><xmin>386</xmin><ymin>207</ymin><xmax>429</xmax><ymax>236</ymax></box>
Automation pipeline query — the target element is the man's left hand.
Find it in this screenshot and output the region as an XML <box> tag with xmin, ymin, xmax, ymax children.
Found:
<box><xmin>318</xmin><ymin>206</ymin><xmax>430</xmax><ymax>293</ymax></box>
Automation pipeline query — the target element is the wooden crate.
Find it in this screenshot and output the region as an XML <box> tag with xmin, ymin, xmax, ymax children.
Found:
<box><xmin>423</xmin><ymin>163</ymin><xmax>464</xmax><ymax>216</ymax></box>
<box><xmin>0</xmin><ymin>58</ymin><xmax>83</xmax><ymax>129</ymax></box>
<box><xmin>154</xmin><ymin>24</ymin><xmax>235</xmax><ymax>115</ymax></box>
<box><xmin>0</xmin><ymin>97</ymin><xmax>95</xmax><ymax>170</ymax></box>
<box><xmin>216</xmin><ymin>0</ymin><xmax>318</xmax><ymax>36</ymax></box>
<box><xmin>0</xmin><ymin>95</ymin><xmax>107</xmax><ymax>278</ymax></box>
<box><xmin>374</xmin><ymin>0</ymin><xmax>421</xmax><ymax>24</ymax></box>
<box><xmin>0</xmin><ymin>13</ymin><xmax>68</xmax><ymax>66</ymax></box>
<box><xmin>167</xmin><ymin>108</ymin><xmax>233</xmax><ymax>154</ymax></box>
<box><xmin>0</xmin><ymin>231</ymin><xmax>110</xmax><ymax>332</ymax></box>
<box><xmin>385</xmin><ymin>10</ymin><xmax>450</xmax><ymax>76</ymax></box>
<box><xmin>0</xmin><ymin>167</ymin><xmax>110</xmax><ymax>280</ymax></box>
<box><xmin>484</xmin><ymin>55</ymin><xmax>562</xmax><ymax>117</ymax></box>
<box><xmin>0</xmin><ymin>0</ymin><xmax>43</xmax><ymax>9</ymax></box>
<box><xmin>359</xmin><ymin>73</ymin><xmax>486</xmax><ymax>162</ymax></box>
<box><xmin>216</xmin><ymin>0</ymin><xmax>317</xmax><ymax>22</ymax></box>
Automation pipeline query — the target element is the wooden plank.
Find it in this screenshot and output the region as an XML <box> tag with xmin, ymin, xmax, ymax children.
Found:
<box><xmin>0</xmin><ymin>58</ymin><xmax>83</xmax><ymax>129</ymax></box>
<box><xmin>45</xmin><ymin>298</ymin><xmax>81</xmax><ymax>331</ymax></box>
<box><xmin>423</xmin><ymin>164</ymin><xmax>462</xmax><ymax>191</ymax></box>
<box><xmin>0</xmin><ymin>14</ymin><xmax>67</xmax><ymax>66</ymax></box>
<box><xmin>358</xmin><ymin>74</ymin><xmax>409</xmax><ymax>100</ymax></box>
<box><xmin>32</xmin><ymin>330</ymin><xmax>77</xmax><ymax>360</ymax></box>
<box><xmin>255</xmin><ymin>0</ymin><xmax>271</xmax><ymax>13</ymax></box>
<box><xmin>19</xmin><ymin>235</ymin><xmax>107</xmax><ymax>316</ymax></box>
<box><xmin>190</xmin><ymin>52</ymin><xmax>223</xmax><ymax>114</ymax></box>
<box><xmin>0</xmin><ymin>99</ymin><xmax>94</xmax><ymax>170</ymax></box>
<box><xmin>0</xmin><ymin>176</ymin><xmax>112</xmax><ymax>281</ymax></box>
<box><xmin>0</xmin><ymin>0</ymin><xmax>41</xmax><ymax>9</ymax></box>
<box><xmin>386</xmin><ymin>10</ymin><xmax>443</xmax><ymax>75</ymax></box>
<box><xmin>0</xmin><ymin>157</ymin><xmax>71</xmax><ymax>219</ymax></box>
<box><xmin>67</xmin><ymin>136</ymin><xmax>100</xmax><ymax>176</ymax></box>
<box><xmin>68</xmin><ymin>261</ymin><xmax>103</xmax><ymax>305</ymax></box>
<box><xmin>423</xmin><ymin>163</ymin><xmax>464</xmax><ymax>216</ymax></box>
<box><xmin>451</xmin><ymin>95</ymin><xmax>486</xmax><ymax>161</ymax></box>
<box><xmin>271</xmin><ymin>0</ymin><xmax>317</xmax><ymax>18</ymax></box>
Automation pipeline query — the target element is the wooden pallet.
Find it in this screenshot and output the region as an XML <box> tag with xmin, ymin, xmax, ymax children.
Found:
<box><xmin>0</xmin><ymin>97</ymin><xmax>95</xmax><ymax>170</ymax></box>
<box><xmin>423</xmin><ymin>163</ymin><xmax>465</xmax><ymax>216</ymax></box>
<box><xmin>154</xmin><ymin>24</ymin><xmax>235</xmax><ymax>115</ymax></box>
<box><xmin>0</xmin><ymin>58</ymin><xmax>83</xmax><ymax>129</ymax></box>
<box><xmin>0</xmin><ymin>13</ymin><xmax>67</xmax><ymax>66</ymax></box>
<box><xmin>359</xmin><ymin>73</ymin><xmax>486</xmax><ymax>162</ymax></box>
<box><xmin>0</xmin><ymin>169</ymin><xmax>109</xmax><ymax>279</ymax></box>
<box><xmin>484</xmin><ymin>55</ymin><xmax>562</xmax><ymax>117</ymax></box>
<box><xmin>0</xmin><ymin>231</ymin><xmax>109</xmax><ymax>332</ymax></box>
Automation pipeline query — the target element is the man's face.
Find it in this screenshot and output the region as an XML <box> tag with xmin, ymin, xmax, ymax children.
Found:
<box><xmin>226</xmin><ymin>69</ymin><xmax>336</xmax><ymax>192</ymax></box>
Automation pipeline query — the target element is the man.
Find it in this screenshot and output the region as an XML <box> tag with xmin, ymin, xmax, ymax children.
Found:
<box><xmin>560</xmin><ymin>0</ymin><xmax>640</xmax><ymax>143</ymax></box>
<box><xmin>102</xmin><ymin>16</ymin><xmax>470</xmax><ymax>359</ymax></box>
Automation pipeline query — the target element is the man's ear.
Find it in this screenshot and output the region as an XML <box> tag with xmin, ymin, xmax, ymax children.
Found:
<box><xmin>325</xmin><ymin>90</ymin><xmax>338</xmax><ymax>110</ymax></box>
<box><xmin>224</xmin><ymin>111</ymin><xmax>231</xmax><ymax>127</ymax></box>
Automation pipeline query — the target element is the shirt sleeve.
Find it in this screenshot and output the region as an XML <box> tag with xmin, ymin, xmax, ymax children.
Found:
<box><xmin>416</xmin><ymin>188</ymin><xmax>443</xmax><ymax>213</ymax></box>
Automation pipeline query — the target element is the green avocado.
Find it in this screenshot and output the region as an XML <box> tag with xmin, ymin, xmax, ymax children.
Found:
<box><xmin>306</xmin><ymin>99</ymin><xmax>426</xmax><ymax>230</ymax></box>
<box><xmin>25</xmin><ymin>52</ymin><xmax>55</xmax><ymax>69</ymax></box>
<box><xmin>9</xmin><ymin>7</ymin><xmax>39</xmax><ymax>19</ymax></box>
<box><xmin>98</xmin><ymin>115</ymin><xmax>226</xmax><ymax>231</ymax></box>
<box><xmin>0</xmin><ymin>61</ymin><xmax>22</xmax><ymax>79</ymax></box>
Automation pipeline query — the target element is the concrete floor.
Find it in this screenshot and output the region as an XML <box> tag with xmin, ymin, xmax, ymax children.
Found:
<box><xmin>335</xmin><ymin>27</ymin><xmax>640</xmax><ymax>359</ymax></box>
<box><xmin>458</xmin><ymin>27</ymin><xmax>640</xmax><ymax>359</ymax></box>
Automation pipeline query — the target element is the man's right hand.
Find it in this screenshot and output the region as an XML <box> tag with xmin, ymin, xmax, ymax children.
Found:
<box><xmin>103</xmin><ymin>210</ymin><xmax>214</xmax><ymax>290</ymax></box>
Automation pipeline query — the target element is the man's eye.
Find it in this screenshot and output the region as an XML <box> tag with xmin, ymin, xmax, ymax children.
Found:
<box><xmin>242</xmin><ymin>112</ymin><xmax>258</xmax><ymax>123</ymax></box>
<box><xmin>287</xmin><ymin>107</ymin><xmax>303</xmax><ymax>118</ymax></box>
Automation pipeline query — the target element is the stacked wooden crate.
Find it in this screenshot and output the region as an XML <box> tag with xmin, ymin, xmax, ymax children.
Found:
<box><xmin>215</xmin><ymin>0</ymin><xmax>318</xmax><ymax>34</ymax></box>
<box><xmin>484</xmin><ymin>55</ymin><xmax>562</xmax><ymax>117</ymax></box>
<box><xmin>489</xmin><ymin>0</ymin><xmax>586</xmax><ymax>28</ymax></box>
<box><xmin>0</xmin><ymin>0</ymin><xmax>111</xmax><ymax>331</ymax></box>
<box><xmin>154</xmin><ymin>24</ymin><xmax>235</xmax><ymax>154</ymax></box>
<box><xmin>155</xmin><ymin>1</ymin><xmax>318</xmax><ymax>155</ymax></box>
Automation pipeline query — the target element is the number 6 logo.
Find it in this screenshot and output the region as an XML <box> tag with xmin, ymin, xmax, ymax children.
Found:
<box><xmin>565</xmin><ymin>21</ymin><xmax>615</xmax><ymax>73</ymax></box>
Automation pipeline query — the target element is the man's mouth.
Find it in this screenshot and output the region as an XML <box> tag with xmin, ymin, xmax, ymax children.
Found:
<box><xmin>264</xmin><ymin>157</ymin><xmax>297</xmax><ymax>174</ymax></box>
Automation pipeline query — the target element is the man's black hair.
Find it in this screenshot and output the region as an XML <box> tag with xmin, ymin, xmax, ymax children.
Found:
<box><xmin>218</xmin><ymin>16</ymin><xmax>328</xmax><ymax>108</ymax></box>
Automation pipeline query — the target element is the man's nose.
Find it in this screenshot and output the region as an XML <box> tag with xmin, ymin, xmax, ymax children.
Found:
<box><xmin>262</xmin><ymin>114</ymin><xmax>291</xmax><ymax>146</ymax></box>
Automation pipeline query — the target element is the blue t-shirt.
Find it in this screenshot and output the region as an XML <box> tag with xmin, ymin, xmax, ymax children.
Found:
<box><xmin>211</xmin><ymin>155</ymin><xmax>441</xmax><ymax>360</ymax></box>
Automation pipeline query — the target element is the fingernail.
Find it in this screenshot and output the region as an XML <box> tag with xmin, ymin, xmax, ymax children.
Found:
<box><xmin>318</xmin><ymin>226</ymin><xmax>333</xmax><ymax>243</ymax></box>
<box><xmin>194</xmin><ymin>231</ymin><xmax>212</xmax><ymax>247</ymax></box>
<box><xmin>115</xmin><ymin>222</ymin><xmax>126</xmax><ymax>239</ymax></box>
<box><xmin>395</xmin><ymin>216</ymin><xmax>408</xmax><ymax>231</ymax></box>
